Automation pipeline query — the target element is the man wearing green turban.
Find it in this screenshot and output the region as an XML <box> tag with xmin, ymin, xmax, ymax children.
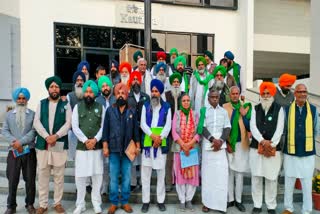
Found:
<box><xmin>133</xmin><ymin>50</ymin><xmax>143</xmax><ymax>71</ymax></box>
<box><xmin>204</xmin><ymin>50</ymin><xmax>217</xmax><ymax>74</ymax></box>
<box><xmin>96</xmin><ymin>76</ymin><xmax>116</xmax><ymax>108</ymax></box>
<box><xmin>174</xmin><ymin>55</ymin><xmax>190</xmax><ymax>93</ymax></box>
<box><xmin>189</xmin><ymin>56</ymin><xmax>215</xmax><ymax>113</ymax></box>
<box><xmin>72</xmin><ymin>79</ymin><xmax>105</xmax><ymax>214</ymax></box>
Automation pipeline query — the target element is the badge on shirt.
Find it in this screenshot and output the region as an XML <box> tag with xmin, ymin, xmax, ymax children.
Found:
<box><xmin>268</xmin><ymin>116</ymin><xmax>272</xmax><ymax>121</ymax></box>
<box><xmin>129</xmin><ymin>114</ymin><xmax>133</xmax><ymax>119</ymax></box>
<box><xmin>95</xmin><ymin>108</ymin><xmax>99</xmax><ymax>113</ymax></box>
<box><xmin>63</xmin><ymin>105</ymin><xmax>68</xmax><ymax>110</ymax></box>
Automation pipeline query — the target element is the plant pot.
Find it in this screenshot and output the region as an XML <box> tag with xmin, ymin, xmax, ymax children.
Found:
<box><xmin>295</xmin><ymin>178</ymin><xmax>302</xmax><ymax>190</ymax></box>
<box><xmin>313</xmin><ymin>192</ymin><xmax>320</xmax><ymax>211</ymax></box>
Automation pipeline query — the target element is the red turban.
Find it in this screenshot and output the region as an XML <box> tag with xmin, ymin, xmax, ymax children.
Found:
<box><xmin>156</xmin><ymin>51</ymin><xmax>166</xmax><ymax>60</ymax></box>
<box><xmin>119</xmin><ymin>62</ymin><xmax>132</xmax><ymax>74</ymax></box>
<box><xmin>129</xmin><ymin>71</ymin><xmax>142</xmax><ymax>87</ymax></box>
<box><xmin>114</xmin><ymin>83</ymin><xmax>129</xmax><ymax>99</ymax></box>
<box><xmin>260</xmin><ymin>82</ymin><xmax>276</xmax><ymax>97</ymax></box>
<box><xmin>279</xmin><ymin>73</ymin><xmax>296</xmax><ymax>87</ymax></box>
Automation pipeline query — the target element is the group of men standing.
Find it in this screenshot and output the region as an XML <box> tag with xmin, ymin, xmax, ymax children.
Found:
<box><xmin>2</xmin><ymin>48</ymin><xmax>318</xmax><ymax>214</ymax></box>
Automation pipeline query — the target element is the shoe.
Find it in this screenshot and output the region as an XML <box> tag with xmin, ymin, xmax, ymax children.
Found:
<box><xmin>281</xmin><ymin>210</ymin><xmax>293</xmax><ymax>214</ymax></box>
<box><xmin>26</xmin><ymin>205</ymin><xmax>36</xmax><ymax>214</ymax></box>
<box><xmin>227</xmin><ymin>201</ymin><xmax>235</xmax><ymax>208</ymax></box>
<box><xmin>179</xmin><ymin>203</ymin><xmax>186</xmax><ymax>212</ymax></box>
<box><xmin>235</xmin><ymin>201</ymin><xmax>246</xmax><ymax>212</ymax></box>
<box><xmin>185</xmin><ymin>201</ymin><xmax>194</xmax><ymax>211</ymax></box>
<box><xmin>252</xmin><ymin>207</ymin><xmax>262</xmax><ymax>214</ymax></box>
<box><xmin>130</xmin><ymin>185</ymin><xmax>136</xmax><ymax>192</ymax></box>
<box><xmin>268</xmin><ymin>209</ymin><xmax>276</xmax><ymax>214</ymax></box>
<box><xmin>141</xmin><ymin>203</ymin><xmax>149</xmax><ymax>213</ymax></box>
<box><xmin>86</xmin><ymin>185</ymin><xmax>92</xmax><ymax>194</ymax></box>
<box><xmin>36</xmin><ymin>207</ymin><xmax>48</xmax><ymax>214</ymax></box>
<box><xmin>54</xmin><ymin>204</ymin><xmax>65</xmax><ymax>213</ymax></box>
<box><xmin>202</xmin><ymin>205</ymin><xmax>210</xmax><ymax>213</ymax></box>
<box><xmin>4</xmin><ymin>208</ymin><xmax>16</xmax><ymax>214</ymax></box>
<box><xmin>93</xmin><ymin>206</ymin><xmax>102</xmax><ymax>214</ymax></box>
<box><xmin>73</xmin><ymin>206</ymin><xmax>86</xmax><ymax>214</ymax></box>
<box><xmin>107</xmin><ymin>205</ymin><xmax>117</xmax><ymax>214</ymax></box>
<box><xmin>157</xmin><ymin>203</ymin><xmax>166</xmax><ymax>212</ymax></box>
<box><xmin>121</xmin><ymin>204</ymin><xmax>133</xmax><ymax>213</ymax></box>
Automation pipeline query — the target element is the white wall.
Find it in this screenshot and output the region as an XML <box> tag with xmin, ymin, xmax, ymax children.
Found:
<box><xmin>20</xmin><ymin>0</ymin><xmax>253</xmax><ymax>109</ymax></box>
<box><xmin>0</xmin><ymin>0</ymin><xmax>20</xmax><ymax>18</ymax></box>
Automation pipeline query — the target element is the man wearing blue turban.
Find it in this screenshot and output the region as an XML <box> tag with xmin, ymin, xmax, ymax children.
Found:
<box><xmin>77</xmin><ymin>60</ymin><xmax>90</xmax><ymax>81</ymax></box>
<box><xmin>72</xmin><ymin>80</ymin><xmax>105</xmax><ymax>214</ymax></box>
<box><xmin>2</xmin><ymin>87</ymin><xmax>37</xmax><ymax>214</ymax></box>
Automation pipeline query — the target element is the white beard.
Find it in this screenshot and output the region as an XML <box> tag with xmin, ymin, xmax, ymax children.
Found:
<box><xmin>15</xmin><ymin>105</ymin><xmax>27</xmax><ymax>131</ymax></box>
<box><xmin>85</xmin><ymin>73</ymin><xmax>89</xmax><ymax>81</ymax></box>
<box><xmin>74</xmin><ymin>85</ymin><xmax>83</xmax><ymax>99</ymax></box>
<box><xmin>170</xmin><ymin>57</ymin><xmax>175</xmax><ymax>64</ymax></box>
<box><xmin>121</xmin><ymin>75</ymin><xmax>129</xmax><ymax>85</ymax></box>
<box><xmin>215</xmin><ymin>80</ymin><xmax>224</xmax><ymax>90</ymax></box>
<box><xmin>198</xmin><ymin>69</ymin><xmax>205</xmax><ymax>74</ymax></box>
<box><xmin>151</xmin><ymin>97</ymin><xmax>160</xmax><ymax>109</ymax></box>
<box><xmin>171</xmin><ymin>86</ymin><xmax>181</xmax><ymax>98</ymax></box>
<box><xmin>157</xmin><ymin>73</ymin><xmax>166</xmax><ymax>83</ymax></box>
<box><xmin>261</xmin><ymin>96</ymin><xmax>274</xmax><ymax>113</ymax></box>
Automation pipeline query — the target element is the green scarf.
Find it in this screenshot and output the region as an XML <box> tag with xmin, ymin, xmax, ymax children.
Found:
<box><xmin>194</xmin><ymin>70</ymin><xmax>214</xmax><ymax>100</ymax></box>
<box><xmin>229</xmin><ymin>101</ymin><xmax>252</xmax><ymax>152</ymax></box>
<box><xmin>228</xmin><ymin>62</ymin><xmax>240</xmax><ymax>84</ymax></box>
<box><xmin>197</xmin><ymin>107</ymin><xmax>206</xmax><ymax>134</ymax></box>
<box><xmin>183</xmin><ymin>73</ymin><xmax>189</xmax><ymax>93</ymax></box>
<box><xmin>180</xmin><ymin>105</ymin><xmax>191</xmax><ymax>123</ymax></box>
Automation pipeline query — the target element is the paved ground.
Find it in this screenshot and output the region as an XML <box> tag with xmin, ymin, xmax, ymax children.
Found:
<box><xmin>0</xmin><ymin>194</ymin><xmax>319</xmax><ymax>214</ymax></box>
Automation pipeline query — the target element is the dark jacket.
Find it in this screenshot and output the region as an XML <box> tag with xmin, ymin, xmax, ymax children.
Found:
<box><xmin>127</xmin><ymin>91</ymin><xmax>150</xmax><ymax>123</ymax></box>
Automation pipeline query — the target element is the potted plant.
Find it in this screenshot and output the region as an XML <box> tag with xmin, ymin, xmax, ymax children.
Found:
<box><xmin>312</xmin><ymin>174</ymin><xmax>320</xmax><ymax>210</ymax></box>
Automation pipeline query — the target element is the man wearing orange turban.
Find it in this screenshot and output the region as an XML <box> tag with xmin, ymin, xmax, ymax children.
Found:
<box><xmin>275</xmin><ymin>73</ymin><xmax>296</xmax><ymax>107</ymax></box>
<box><xmin>249</xmin><ymin>81</ymin><xmax>284</xmax><ymax>214</ymax></box>
<box><xmin>119</xmin><ymin>62</ymin><xmax>132</xmax><ymax>88</ymax></box>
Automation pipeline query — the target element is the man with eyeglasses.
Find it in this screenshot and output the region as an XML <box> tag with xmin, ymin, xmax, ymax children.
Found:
<box><xmin>282</xmin><ymin>84</ymin><xmax>318</xmax><ymax>214</ymax></box>
<box><xmin>249</xmin><ymin>82</ymin><xmax>284</xmax><ymax>214</ymax></box>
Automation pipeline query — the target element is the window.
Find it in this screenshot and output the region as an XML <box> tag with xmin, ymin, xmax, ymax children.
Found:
<box><xmin>55</xmin><ymin>25</ymin><xmax>81</xmax><ymax>47</ymax></box>
<box><xmin>83</xmin><ymin>27</ymin><xmax>110</xmax><ymax>48</ymax></box>
<box><xmin>112</xmin><ymin>28</ymin><xmax>140</xmax><ymax>49</ymax></box>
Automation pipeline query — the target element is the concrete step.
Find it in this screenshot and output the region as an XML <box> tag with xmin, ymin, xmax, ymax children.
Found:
<box><xmin>0</xmin><ymin>176</ymin><xmax>302</xmax><ymax>204</ymax></box>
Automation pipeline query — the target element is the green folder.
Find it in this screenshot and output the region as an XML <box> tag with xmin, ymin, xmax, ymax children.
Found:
<box><xmin>144</xmin><ymin>127</ymin><xmax>167</xmax><ymax>147</ymax></box>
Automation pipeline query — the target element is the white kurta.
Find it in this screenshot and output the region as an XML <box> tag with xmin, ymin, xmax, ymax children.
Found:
<box><xmin>201</xmin><ymin>105</ymin><xmax>231</xmax><ymax>212</ymax></box>
<box><xmin>227</xmin><ymin>142</ymin><xmax>250</xmax><ymax>173</ymax></box>
<box><xmin>140</xmin><ymin>103</ymin><xmax>172</xmax><ymax>170</ymax></box>
<box><xmin>283</xmin><ymin>154</ymin><xmax>315</xmax><ymax>178</ymax></box>
<box><xmin>249</xmin><ymin>105</ymin><xmax>284</xmax><ymax>180</ymax></box>
<box><xmin>72</xmin><ymin>104</ymin><xmax>105</xmax><ymax>177</ymax></box>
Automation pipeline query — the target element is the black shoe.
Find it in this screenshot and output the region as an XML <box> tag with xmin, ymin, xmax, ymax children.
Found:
<box><xmin>252</xmin><ymin>207</ymin><xmax>262</xmax><ymax>214</ymax></box>
<box><xmin>157</xmin><ymin>203</ymin><xmax>166</xmax><ymax>212</ymax></box>
<box><xmin>235</xmin><ymin>201</ymin><xmax>246</xmax><ymax>212</ymax></box>
<box><xmin>86</xmin><ymin>185</ymin><xmax>92</xmax><ymax>194</ymax></box>
<box><xmin>130</xmin><ymin>185</ymin><xmax>137</xmax><ymax>192</ymax></box>
<box><xmin>268</xmin><ymin>209</ymin><xmax>276</xmax><ymax>214</ymax></box>
<box><xmin>25</xmin><ymin>205</ymin><xmax>36</xmax><ymax>214</ymax></box>
<box><xmin>4</xmin><ymin>208</ymin><xmax>16</xmax><ymax>214</ymax></box>
<box><xmin>141</xmin><ymin>203</ymin><xmax>149</xmax><ymax>213</ymax></box>
<box><xmin>227</xmin><ymin>201</ymin><xmax>235</xmax><ymax>208</ymax></box>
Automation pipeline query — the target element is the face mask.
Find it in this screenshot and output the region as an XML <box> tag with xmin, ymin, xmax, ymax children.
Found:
<box><xmin>116</xmin><ymin>97</ymin><xmax>127</xmax><ymax>106</ymax></box>
<box><xmin>132</xmin><ymin>83</ymin><xmax>141</xmax><ymax>94</ymax></box>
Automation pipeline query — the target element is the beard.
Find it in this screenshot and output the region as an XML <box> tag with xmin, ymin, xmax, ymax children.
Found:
<box><xmin>49</xmin><ymin>92</ymin><xmax>60</xmax><ymax>100</ymax></box>
<box><xmin>132</xmin><ymin>83</ymin><xmax>141</xmax><ymax>94</ymax></box>
<box><xmin>121</xmin><ymin>74</ymin><xmax>129</xmax><ymax>85</ymax></box>
<box><xmin>215</xmin><ymin>80</ymin><xmax>224</xmax><ymax>90</ymax></box>
<box><xmin>151</xmin><ymin>96</ymin><xmax>160</xmax><ymax>108</ymax></box>
<box><xmin>261</xmin><ymin>96</ymin><xmax>274</xmax><ymax>112</ymax></box>
<box><xmin>177</xmin><ymin>67</ymin><xmax>184</xmax><ymax>73</ymax></box>
<box><xmin>74</xmin><ymin>85</ymin><xmax>83</xmax><ymax>99</ymax></box>
<box><xmin>111</xmin><ymin>69</ymin><xmax>117</xmax><ymax>78</ymax></box>
<box><xmin>84</xmin><ymin>96</ymin><xmax>95</xmax><ymax>106</ymax></box>
<box><xmin>198</xmin><ymin>69</ymin><xmax>205</xmax><ymax>75</ymax></box>
<box><xmin>116</xmin><ymin>96</ymin><xmax>127</xmax><ymax>106</ymax></box>
<box><xmin>171</xmin><ymin>86</ymin><xmax>181</xmax><ymax>98</ymax></box>
<box><xmin>281</xmin><ymin>88</ymin><xmax>290</xmax><ymax>95</ymax></box>
<box><xmin>170</xmin><ymin>56</ymin><xmax>175</xmax><ymax>64</ymax></box>
<box><xmin>15</xmin><ymin>104</ymin><xmax>27</xmax><ymax>130</ymax></box>
<box><xmin>157</xmin><ymin>73</ymin><xmax>166</xmax><ymax>83</ymax></box>
<box><xmin>102</xmin><ymin>88</ymin><xmax>111</xmax><ymax>98</ymax></box>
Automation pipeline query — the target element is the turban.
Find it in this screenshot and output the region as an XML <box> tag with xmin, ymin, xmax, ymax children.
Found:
<box><xmin>174</xmin><ymin>55</ymin><xmax>187</xmax><ymax>69</ymax></box>
<box><xmin>259</xmin><ymin>82</ymin><xmax>276</xmax><ymax>97</ymax></box>
<box><xmin>204</xmin><ymin>50</ymin><xmax>213</xmax><ymax>61</ymax></box>
<box><xmin>82</xmin><ymin>80</ymin><xmax>99</xmax><ymax>97</ymax></box>
<box><xmin>169</xmin><ymin>48</ymin><xmax>178</xmax><ymax>56</ymax></box>
<box><xmin>155</xmin><ymin>62</ymin><xmax>167</xmax><ymax>74</ymax></box>
<box><xmin>45</xmin><ymin>76</ymin><xmax>62</xmax><ymax>90</ymax></box>
<box><xmin>133</xmin><ymin>50</ymin><xmax>143</xmax><ymax>63</ymax></box>
<box><xmin>150</xmin><ymin>79</ymin><xmax>164</xmax><ymax>94</ymax></box>
<box><xmin>195</xmin><ymin>56</ymin><xmax>207</xmax><ymax>67</ymax></box>
<box><xmin>213</xmin><ymin>65</ymin><xmax>227</xmax><ymax>78</ymax></box>
<box><xmin>129</xmin><ymin>71</ymin><xmax>142</xmax><ymax>86</ymax></box>
<box><xmin>110</xmin><ymin>59</ymin><xmax>119</xmax><ymax>70</ymax></box>
<box><xmin>169</xmin><ymin>72</ymin><xmax>182</xmax><ymax>85</ymax></box>
<box><xmin>12</xmin><ymin>87</ymin><xmax>30</xmax><ymax>101</ymax></box>
<box><xmin>72</xmin><ymin>71</ymin><xmax>86</xmax><ymax>84</ymax></box>
<box><xmin>224</xmin><ymin>51</ymin><xmax>234</xmax><ymax>61</ymax></box>
<box><xmin>119</xmin><ymin>62</ymin><xmax>132</xmax><ymax>74</ymax></box>
<box><xmin>98</xmin><ymin>76</ymin><xmax>113</xmax><ymax>90</ymax></box>
<box><xmin>114</xmin><ymin>83</ymin><xmax>129</xmax><ymax>98</ymax></box>
<box><xmin>77</xmin><ymin>61</ymin><xmax>90</xmax><ymax>72</ymax></box>
<box><xmin>156</xmin><ymin>51</ymin><xmax>166</xmax><ymax>60</ymax></box>
<box><xmin>279</xmin><ymin>73</ymin><xmax>296</xmax><ymax>87</ymax></box>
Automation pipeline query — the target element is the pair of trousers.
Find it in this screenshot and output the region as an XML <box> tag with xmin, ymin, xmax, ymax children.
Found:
<box><xmin>251</xmin><ymin>176</ymin><xmax>278</xmax><ymax>209</ymax></box>
<box><xmin>6</xmin><ymin>149</ymin><xmax>37</xmax><ymax>209</ymax></box>
<box><xmin>176</xmin><ymin>184</ymin><xmax>196</xmax><ymax>203</ymax></box>
<box><xmin>165</xmin><ymin>151</ymin><xmax>174</xmax><ymax>186</ymax></box>
<box><xmin>228</xmin><ymin>169</ymin><xmax>244</xmax><ymax>203</ymax></box>
<box><xmin>75</xmin><ymin>175</ymin><xmax>103</xmax><ymax>211</ymax></box>
<box><xmin>141</xmin><ymin>165</ymin><xmax>166</xmax><ymax>203</ymax></box>
<box><xmin>284</xmin><ymin>176</ymin><xmax>312</xmax><ymax>213</ymax></box>
<box><xmin>109</xmin><ymin>153</ymin><xmax>131</xmax><ymax>205</ymax></box>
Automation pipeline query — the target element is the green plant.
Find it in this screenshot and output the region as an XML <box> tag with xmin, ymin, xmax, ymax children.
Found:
<box><xmin>313</xmin><ymin>174</ymin><xmax>320</xmax><ymax>194</ymax></box>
